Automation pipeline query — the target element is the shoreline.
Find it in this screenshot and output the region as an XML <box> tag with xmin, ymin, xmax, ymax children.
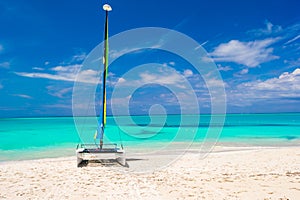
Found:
<box><xmin>1</xmin><ymin>140</ymin><xmax>300</xmax><ymax>163</ymax></box>
<box><xmin>0</xmin><ymin>145</ymin><xmax>296</xmax><ymax>167</ymax></box>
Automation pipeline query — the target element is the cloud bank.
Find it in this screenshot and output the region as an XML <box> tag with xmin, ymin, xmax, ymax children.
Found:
<box><xmin>210</xmin><ymin>38</ymin><xmax>279</xmax><ymax>67</ymax></box>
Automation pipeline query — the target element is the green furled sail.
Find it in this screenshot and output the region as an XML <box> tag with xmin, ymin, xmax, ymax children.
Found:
<box><xmin>94</xmin><ymin>4</ymin><xmax>112</xmax><ymax>148</ymax></box>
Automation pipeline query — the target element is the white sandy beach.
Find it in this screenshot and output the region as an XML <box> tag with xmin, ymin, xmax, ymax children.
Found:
<box><xmin>0</xmin><ymin>146</ymin><xmax>299</xmax><ymax>200</ymax></box>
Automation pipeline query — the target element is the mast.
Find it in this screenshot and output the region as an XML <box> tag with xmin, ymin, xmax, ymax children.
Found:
<box><xmin>100</xmin><ymin>4</ymin><xmax>112</xmax><ymax>149</ymax></box>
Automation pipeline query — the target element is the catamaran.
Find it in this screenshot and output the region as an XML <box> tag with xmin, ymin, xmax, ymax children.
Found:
<box><xmin>76</xmin><ymin>4</ymin><xmax>126</xmax><ymax>167</ymax></box>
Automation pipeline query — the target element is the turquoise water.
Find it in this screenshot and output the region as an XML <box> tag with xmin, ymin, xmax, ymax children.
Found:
<box><xmin>0</xmin><ymin>113</ymin><xmax>299</xmax><ymax>161</ymax></box>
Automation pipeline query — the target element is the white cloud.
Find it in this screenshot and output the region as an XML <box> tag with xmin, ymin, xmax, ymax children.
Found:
<box><xmin>228</xmin><ymin>68</ymin><xmax>300</xmax><ymax>106</ymax></box>
<box><xmin>285</xmin><ymin>58</ymin><xmax>300</xmax><ymax>68</ymax></box>
<box><xmin>210</xmin><ymin>38</ymin><xmax>279</xmax><ymax>67</ymax></box>
<box><xmin>108</xmin><ymin>72</ymin><xmax>115</xmax><ymax>76</ymax></box>
<box><xmin>51</xmin><ymin>65</ymin><xmax>80</xmax><ymax>73</ymax></box>
<box><xmin>112</xmin><ymin>70</ymin><xmax>183</xmax><ymax>88</ymax></box>
<box><xmin>12</xmin><ymin>94</ymin><xmax>32</xmax><ymax>99</ymax></box>
<box><xmin>159</xmin><ymin>93</ymin><xmax>177</xmax><ymax>104</ymax></box>
<box><xmin>247</xmin><ymin>20</ymin><xmax>282</xmax><ymax>36</ymax></box>
<box><xmin>169</xmin><ymin>61</ymin><xmax>175</xmax><ymax>66</ymax></box>
<box><xmin>183</xmin><ymin>69</ymin><xmax>193</xmax><ymax>77</ymax></box>
<box><xmin>285</xmin><ymin>34</ymin><xmax>300</xmax><ymax>45</ymax></box>
<box><xmin>239</xmin><ymin>68</ymin><xmax>249</xmax><ymax>75</ymax></box>
<box><xmin>15</xmin><ymin>64</ymin><xmax>99</xmax><ymax>84</ymax></box>
<box><xmin>217</xmin><ymin>64</ymin><xmax>233</xmax><ymax>71</ymax></box>
<box><xmin>110</xmin><ymin>44</ymin><xmax>162</xmax><ymax>59</ymax></box>
<box><xmin>47</xmin><ymin>86</ymin><xmax>73</xmax><ymax>98</ymax></box>
<box><xmin>247</xmin><ymin>21</ymin><xmax>300</xmax><ymax>49</ymax></box>
<box><xmin>71</xmin><ymin>52</ymin><xmax>87</xmax><ymax>62</ymax></box>
<box><xmin>16</xmin><ymin>72</ymin><xmax>71</xmax><ymax>81</ymax></box>
<box><xmin>0</xmin><ymin>61</ymin><xmax>10</xmax><ymax>69</ymax></box>
<box><xmin>111</xmin><ymin>67</ymin><xmax>199</xmax><ymax>107</ymax></box>
<box><xmin>139</xmin><ymin>71</ymin><xmax>184</xmax><ymax>87</ymax></box>
<box><xmin>161</xmin><ymin>61</ymin><xmax>176</xmax><ymax>68</ymax></box>
<box><xmin>57</xmin><ymin>52</ymin><xmax>87</xmax><ymax>66</ymax></box>
<box><xmin>284</xmin><ymin>23</ymin><xmax>300</xmax><ymax>44</ymax></box>
<box><xmin>117</xmin><ymin>77</ymin><xmax>126</xmax><ymax>83</ymax></box>
<box><xmin>205</xmin><ymin>78</ymin><xmax>227</xmax><ymax>88</ymax></box>
<box><xmin>241</xmin><ymin>68</ymin><xmax>300</xmax><ymax>93</ymax></box>
<box><xmin>32</xmin><ymin>67</ymin><xmax>44</xmax><ymax>71</ymax></box>
<box><xmin>110</xmin><ymin>47</ymin><xmax>140</xmax><ymax>59</ymax></box>
<box><xmin>162</xmin><ymin>63</ymin><xmax>168</xmax><ymax>67</ymax></box>
<box><xmin>200</xmin><ymin>40</ymin><xmax>209</xmax><ymax>46</ymax></box>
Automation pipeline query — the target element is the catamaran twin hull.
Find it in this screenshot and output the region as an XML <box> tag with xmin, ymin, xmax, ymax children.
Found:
<box><xmin>76</xmin><ymin>145</ymin><xmax>126</xmax><ymax>167</ymax></box>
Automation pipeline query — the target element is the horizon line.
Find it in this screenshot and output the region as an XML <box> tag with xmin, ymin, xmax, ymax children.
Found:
<box><xmin>1</xmin><ymin>112</ymin><xmax>300</xmax><ymax>119</ymax></box>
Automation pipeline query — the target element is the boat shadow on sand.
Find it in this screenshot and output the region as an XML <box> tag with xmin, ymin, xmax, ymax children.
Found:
<box><xmin>77</xmin><ymin>158</ymin><xmax>146</xmax><ymax>168</ymax></box>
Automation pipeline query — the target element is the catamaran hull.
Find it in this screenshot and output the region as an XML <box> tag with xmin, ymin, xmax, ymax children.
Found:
<box><xmin>76</xmin><ymin>149</ymin><xmax>126</xmax><ymax>167</ymax></box>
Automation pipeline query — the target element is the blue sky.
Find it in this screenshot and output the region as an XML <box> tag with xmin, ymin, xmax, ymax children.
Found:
<box><xmin>0</xmin><ymin>0</ymin><xmax>300</xmax><ymax>117</ymax></box>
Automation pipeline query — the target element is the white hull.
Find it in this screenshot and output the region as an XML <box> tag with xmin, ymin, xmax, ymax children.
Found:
<box><xmin>76</xmin><ymin>148</ymin><xmax>126</xmax><ymax>167</ymax></box>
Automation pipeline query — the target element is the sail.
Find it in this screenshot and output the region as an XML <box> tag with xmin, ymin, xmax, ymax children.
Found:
<box><xmin>103</xmin><ymin>9</ymin><xmax>109</xmax><ymax>127</ymax></box>
<box><xmin>94</xmin><ymin>5</ymin><xmax>111</xmax><ymax>142</ymax></box>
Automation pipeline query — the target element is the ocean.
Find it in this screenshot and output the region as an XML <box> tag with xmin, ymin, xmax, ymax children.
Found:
<box><xmin>0</xmin><ymin>113</ymin><xmax>299</xmax><ymax>161</ymax></box>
